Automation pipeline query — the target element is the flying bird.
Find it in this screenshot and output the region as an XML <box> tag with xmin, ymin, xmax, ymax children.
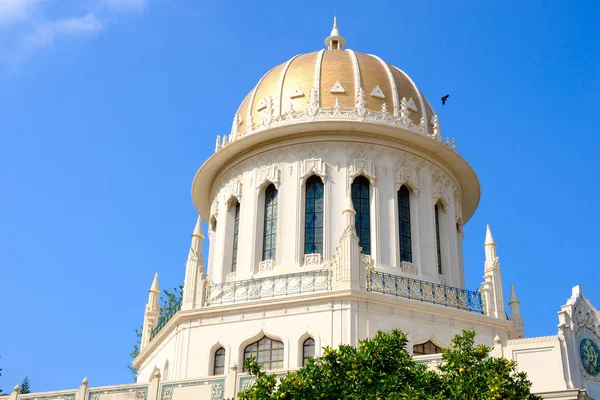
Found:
<box><xmin>441</xmin><ymin>94</ymin><xmax>449</xmax><ymax>105</ymax></box>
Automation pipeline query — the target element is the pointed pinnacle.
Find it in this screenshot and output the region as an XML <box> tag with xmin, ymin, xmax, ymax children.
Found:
<box><xmin>13</xmin><ymin>384</ymin><xmax>20</xmax><ymax>393</ymax></box>
<box><xmin>485</xmin><ymin>224</ymin><xmax>496</xmax><ymax>246</ymax></box>
<box><xmin>192</xmin><ymin>216</ymin><xmax>204</xmax><ymax>238</ymax></box>
<box><xmin>82</xmin><ymin>377</ymin><xmax>89</xmax><ymax>386</ymax></box>
<box><xmin>510</xmin><ymin>285</ymin><xmax>519</xmax><ymax>303</ymax></box>
<box><xmin>150</xmin><ymin>273</ymin><xmax>160</xmax><ymax>293</ymax></box>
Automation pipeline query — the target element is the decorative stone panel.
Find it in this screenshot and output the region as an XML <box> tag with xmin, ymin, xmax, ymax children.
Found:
<box><xmin>301</xmin><ymin>158</ymin><xmax>326</xmax><ymax>180</ymax></box>
<box><xmin>400</xmin><ymin>261</ymin><xmax>416</xmax><ymax>275</ymax></box>
<box><xmin>259</xmin><ymin>259</ymin><xmax>274</xmax><ymax>272</ymax></box>
<box><xmin>349</xmin><ymin>151</ymin><xmax>375</xmax><ymax>185</ymax></box>
<box><xmin>222</xmin><ymin>178</ymin><xmax>243</xmax><ymax>205</ymax></box>
<box><xmin>303</xmin><ymin>253</ymin><xmax>322</xmax><ymax>267</ymax></box>
<box><xmin>395</xmin><ymin>158</ymin><xmax>419</xmax><ymax>196</ymax></box>
<box><xmin>160</xmin><ymin>379</ymin><xmax>225</xmax><ymax>400</ymax></box>
<box><xmin>256</xmin><ymin>165</ymin><xmax>281</xmax><ymax>190</ymax></box>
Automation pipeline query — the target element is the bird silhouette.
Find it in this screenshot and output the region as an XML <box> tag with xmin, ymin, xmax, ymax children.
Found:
<box><xmin>441</xmin><ymin>94</ymin><xmax>449</xmax><ymax>105</ymax></box>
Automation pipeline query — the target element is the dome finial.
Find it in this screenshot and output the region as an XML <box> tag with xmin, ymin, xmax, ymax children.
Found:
<box><xmin>325</xmin><ymin>16</ymin><xmax>345</xmax><ymax>50</ymax></box>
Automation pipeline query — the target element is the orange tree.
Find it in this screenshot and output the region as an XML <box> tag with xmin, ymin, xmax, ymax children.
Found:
<box><xmin>235</xmin><ymin>330</ymin><xmax>541</xmax><ymax>400</ymax></box>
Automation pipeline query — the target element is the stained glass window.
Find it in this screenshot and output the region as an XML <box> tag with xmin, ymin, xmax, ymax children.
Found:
<box><xmin>213</xmin><ymin>347</ymin><xmax>225</xmax><ymax>375</ymax></box>
<box><xmin>244</xmin><ymin>336</ymin><xmax>284</xmax><ymax>371</ymax></box>
<box><xmin>231</xmin><ymin>202</ymin><xmax>241</xmax><ymax>272</ymax></box>
<box><xmin>302</xmin><ymin>338</ymin><xmax>315</xmax><ymax>366</ymax></box>
<box><xmin>305</xmin><ymin>176</ymin><xmax>324</xmax><ymax>255</ymax></box>
<box><xmin>413</xmin><ymin>340</ymin><xmax>442</xmax><ymax>355</ymax></box>
<box><xmin>398</xmin><ymin>186</ymin><xmax>412</xmax><ymax>263</ymax></box>
<box><xmin>262</xmin><ymin>184</ymin><xmax>278</xmax><ymax>261</ymax></box>
<box><xmin>435</xmin><ymin>204</ymin><xmax>442</xmax><ymax>275</ymax></box>
<box><xmin>351</xmin><ymin>176</ymin><xmax>371</xmax><ymax>255</ymax></box>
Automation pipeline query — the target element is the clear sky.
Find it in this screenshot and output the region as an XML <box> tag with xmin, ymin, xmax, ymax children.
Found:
<box><xmin>0</xmin><ymin>0</ymin><xmax>598</xmax><ymax>393</ymax></box>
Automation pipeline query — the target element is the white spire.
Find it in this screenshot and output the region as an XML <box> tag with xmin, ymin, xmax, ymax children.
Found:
<box><xmin>192</xmin><ymin>216</ymin><xmax>203</xmax><ymax>238</ymax></box>
<box><xmin>324</xmin><ymin>16</ymin><xmax>346</xmax><ymax>50</ymax></box>
<box><xmin>509</xmin><ymin>284</ymin><xmax>524</xmax><ymax>338</ymax></box>
<box><xmin>485</xmin><ymin>224</ymin><xmax>495</xmax><ymax>246</ymax></box>
<box><xmin>149</xmin><ymin>273</ymin><xmax>160</xmax><ymax>293</ymax></box>
<box><xmin>510</xmin><ymin>284</ymin><xmax>519</xmax><ymax>304</ymax></box>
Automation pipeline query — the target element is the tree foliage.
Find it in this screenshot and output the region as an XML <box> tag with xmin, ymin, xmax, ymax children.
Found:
<box><xmin>235</xmin><ymin>330</ymin><xmax>541</xmax><ymax>400</ymax></box>
<box><xmin>127</xmin><ymin>286</ymin><xmax>183</xmax><ymax>381</ymax></box>
<box><xmin>19</xmin><ymin>377</ymin><xmax>31</xmax><ymax>394</ymax></box>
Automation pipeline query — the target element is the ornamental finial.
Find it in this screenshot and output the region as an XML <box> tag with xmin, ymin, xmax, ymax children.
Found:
<box><xmin>325</xmin><ymin>16</ymin><xmax>346</xmax><ymax>50</ymax></box>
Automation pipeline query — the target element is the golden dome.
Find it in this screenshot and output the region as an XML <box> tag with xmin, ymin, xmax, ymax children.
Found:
<box><xmin>230</xmin><ymin>45</ymin><xmax>438</xmax><ymax>139</ymax></box>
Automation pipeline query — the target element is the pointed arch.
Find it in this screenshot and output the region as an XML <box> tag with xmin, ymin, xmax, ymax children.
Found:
<box><xmin>397</xmin><ymin>185</ymin><xmax>412</xmax><ymax>263</ymax></box>
<box><xmin>351</xmin><ymin>175</ymin><xmax>371</xmax><ymax>255</ymax></box>
<box><xmin>262</xmin><ymin>183</ymin><xmax>278</xmax><ymax>261</ymax></box>
<box><xmin>243</xmin><ymin>334</ymin><xmax>284</xmax><ymax>371</ymax></box>
<box><xmin>304</xmin><ymin>175</ymin><xmax>324</xmax><ymax>256</ymax></box>
<box><xmin>434</xmin><ymin>202</ymin><xmax>443</xmax><ymax>275</ymax></box>
<box><xmin>413</xmin><ymin>339</ymin><xmax>444</xmax><ymax>355</ymax></box>
<box><xmin>231</xmin><ymin>201</ymin><xmax>241</xmax><ymax>273</ymax></box>
<box><xmin>302</xmin><ymin>337</ymin><xmax>316</xmax><ymax>366</ymax></box>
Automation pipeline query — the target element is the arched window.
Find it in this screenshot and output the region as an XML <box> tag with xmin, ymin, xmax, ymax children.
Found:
<box><xmin>413</xmin><ymin>340</ymin><xmax>443</xmax><ymax>355</ymax></box>
<box><xmin>305</xmin><ymin>176</ymin><xmax>324</xmax><ymax>255</ymax></box>
<box><xmin>213</xmin><ymin>347</ymin><xmax>225</xmax><ymax>375</ymax></box>
<box><xmin>244</xmin><ymin>336</ymin><xmax>284</xmax><ymax>371</ymax></box>
<box><xmin>351</xmin><ymin>176</ymin><xmax>371</xmax><ymax>255</ymax></box>
<box><xmin>262</xmin><ymin>184</ymin><xmax>278</xmax><ymax>261</ymax></box>
<box><xmin>302</xmin><ymin>338</ymin><xmax>315</xmax><ymax>366</ymax></box>
<box><xmin>231</xmin><ymin>202</ymin><xmax>241</xmax><ymax>272</ymax></box>
<box><xmin>434</xmin><ymin>203</ymin><xmax>442</xmax><ymax>275</ymax></box>
<box><xmin>397</xmin><ymin>185</ymin><xmax>412</xmax><ymax>263</ymax></box>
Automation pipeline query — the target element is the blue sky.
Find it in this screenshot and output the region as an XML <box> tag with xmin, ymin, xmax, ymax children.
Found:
<box><xmin>0</xmin><ymin>0</ymin><xmax>598</xmax><ymax>392</ymax></box>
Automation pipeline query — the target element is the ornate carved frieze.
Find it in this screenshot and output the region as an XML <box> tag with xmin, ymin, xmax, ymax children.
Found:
<box><xmin>301</xmin><ymin>158</ymin><xmax>326</xmax><ymax>180</ymax></box>
<box><xmin>256</xmin><ymin>165</ymin><xmax>281</xmax><ymax>189</ymax></box>
<box><xmin>349</xmin><ymin>150</ymin><xmax>376</xmax><ymax>185</ymax></box>
<box><xmin>217</xmin><ymin>97</ymin><xmax>460</xmax><ymax>154</ymax></box>
<box><xmin>225</xmin><ymin>272</ymin><xmax>236</xmax><ymax>282</ymax></box>
<box><xmin>395</xmin><ymin>158</ymin><xmax>419</xmax><ymax>196</ymax></box>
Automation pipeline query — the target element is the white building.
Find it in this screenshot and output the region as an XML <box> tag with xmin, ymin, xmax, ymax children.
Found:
<box><xmin>7</xmin><ymin>20</ymin><xmax>600</xmax><ymax>400</ymax></box>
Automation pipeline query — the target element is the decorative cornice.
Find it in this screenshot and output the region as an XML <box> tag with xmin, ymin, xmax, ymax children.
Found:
<box><xmin>217</xmin><ymin>105</ymin><xmax>457</xmax><ymax>155</ymax></box>
<box><xmin>506</xmin><ymin>335</ymin><xmax>558</xmax><ymax>345</ymax></box>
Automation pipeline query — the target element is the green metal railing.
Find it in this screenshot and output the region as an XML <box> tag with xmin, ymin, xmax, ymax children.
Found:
<box><xmin>367</xmin><ymin>270</ymin><xmax>484</xmax><ymax>314</ymax></box>
<box><xmin>150</xmin><ymin>298</ymin><xmax>182</xmax><ymax>341</ymax></box>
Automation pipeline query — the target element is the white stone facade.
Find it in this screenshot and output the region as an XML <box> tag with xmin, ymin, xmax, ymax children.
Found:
<box><xmin>12</xmin><ymin>22</ymin><xmax>600</xmax><ymax>400</ymax></box>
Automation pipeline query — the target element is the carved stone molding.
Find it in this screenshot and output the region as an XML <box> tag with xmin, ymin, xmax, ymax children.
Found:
<box><xmin>259</xmin><ymin>259</ymin><xmax>274</xmax><ymax>272</ymax></box>
<box><xmin>222</xmin><ymin>178</ymin><xmax>243</xmax><ymax>205</ymax></box>
<box><xmin>349</xmin><ymin>151</ymin><xmax>376</xmax><ymax>185</ymax></box>
<box><xmin>256</xmin><ymin>165</ymin><xmax>281</xmax><ymax>190</ymax></box>
<box><xmin>301</xmin><ymin>158</ymin><xmax>326</xmax><ymax>181</ymax></box>
<box><xmin>221</xmin><ymin>103</ymin><xmax>457</xmax><ymax>153</ymax></box>
<box><xmin>304</xmin><ymin>253</ymin><xmax>322</xmax><ymax>267</ymax></box>
<box><xmin>395</xmin><ymin>159</ymin><xmax>419</xmax><ymax>196</ymax></box>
